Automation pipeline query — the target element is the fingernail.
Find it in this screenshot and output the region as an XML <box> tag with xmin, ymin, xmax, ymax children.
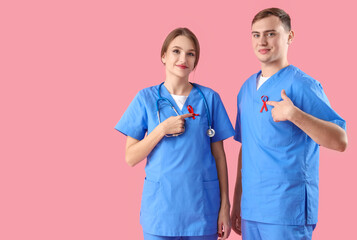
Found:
<box><xmin>218</xmin><ymin>233</ymin><xmax>222</xmax><ymax>237</ymax></box>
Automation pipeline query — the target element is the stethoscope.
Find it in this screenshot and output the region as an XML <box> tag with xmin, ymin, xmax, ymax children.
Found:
<box><xmin>156</xmin><ymin>82</ymin><xmax>215</xmax><ymax>138</ymax></box>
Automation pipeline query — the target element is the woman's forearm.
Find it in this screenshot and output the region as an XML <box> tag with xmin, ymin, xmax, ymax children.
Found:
<box><xmin>125</xmin><ymin>125</ymin><xmax>165</xmax><ymax>167</ymax></box>
<box><xmin>125</xmin><ymin>114</ymin><xmax>192</xmax><ymax>166</ymax></box>
<box><xmin>232</xmin><ymin>146</ymin><xmax>242</xmax><ymax>206</ymax></box>
<box><xmin>211</xmin><ymin>141</ymin><xmax>230</xmax><ymax>208</ymax></box>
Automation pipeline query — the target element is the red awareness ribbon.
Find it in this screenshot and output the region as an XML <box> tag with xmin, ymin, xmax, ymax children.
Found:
<box><xmin>260</xmin><ymin>95</ymin><xmax>269</xmax><ymax>113</ymax></box>
<box><xmin>187</xmin><ymin>105</ymin><xmax>200</xmax><ymax>119</ymax></box>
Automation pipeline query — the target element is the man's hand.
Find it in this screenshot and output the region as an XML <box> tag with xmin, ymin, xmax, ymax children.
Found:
<box><xmin>266</xmin><ymin>89</ymin><xmax>296</xmax><ymax>122</ymax></box>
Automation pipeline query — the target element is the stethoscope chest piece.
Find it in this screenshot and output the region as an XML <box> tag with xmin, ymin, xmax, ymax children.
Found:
<box><xmin>207</xmin><ymin>128</ymin><xmax>215</xmax><ymax>137</ymax></box>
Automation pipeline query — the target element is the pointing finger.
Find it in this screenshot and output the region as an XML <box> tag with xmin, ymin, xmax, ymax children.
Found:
<box><xmin>180</xmin><ymin>113</ymin><xmax>194</xmax><ymax>119</ymax></box>
<box><xmin>266</xmin><ymin>101</ymin><xmax>277</xmax><ymax>107</ymax></box>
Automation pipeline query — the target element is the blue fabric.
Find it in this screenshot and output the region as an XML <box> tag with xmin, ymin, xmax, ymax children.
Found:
<box><xmin>143</xmin><ymin>232</ymin><xmax>218</xmax><ymax>240</ymax></box>
<box><xmin>234</xmin><ymin>65</ymin><xmax>346</xmax><ymax>225</ymax></box>
<box><xmin>116</xmin><ymin>83</ymin><xmax>235</xmax><ymax>236</ymax></box>
<box><xmin>241</xmin><ymin>219</ymin><xmax>315</xmax><ymax>240</ymax></box>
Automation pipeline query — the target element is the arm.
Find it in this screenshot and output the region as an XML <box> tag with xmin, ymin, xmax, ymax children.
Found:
<box><xmin>125</xmin><ymin>113</ymin><xmax>192</xmax><ymax>167</ymax></box>
<box><xmin>267</xmin><ymin>90</ymin><xmax>348</xmax><ymax>152</ymax></box>
<box><xmin>125</xmin><ymin>126</ymin><xmax>165</xmax><ymax>167</ymax></box>
<box><xmin>211</xmin><ymin>140</ymin><xmax>231</xmax><ymax>240</ymax></box>
<box><xmin>230</xmin><ymin>146</ymin><xmax>242</xmax><ymax>235</ymax></box>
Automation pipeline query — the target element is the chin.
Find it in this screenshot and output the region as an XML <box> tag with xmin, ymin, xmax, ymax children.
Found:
<box><xmin>175</xmin><ymin>71</ymin><xmax>190</xmax><ymax>78</ymax></box>
<box><xmin>257</xmin><ymin>57</ymin><xmax>271</xmax><ymax>64</ymax></box>
<box><xmin>172</xmin><ymin>74</ymin><xmax>188</xmax><ymax>79</ymax></box>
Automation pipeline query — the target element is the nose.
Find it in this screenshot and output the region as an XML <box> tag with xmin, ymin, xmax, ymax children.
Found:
<box><xmin>179</xmin><ymin>52</ymin><xmax>187</xmax><ymax>63</ymax></box>
<box><xmin>258</xmin><ymin>35</ymin><xmax>268</xmax><ymax>46</ymax></box>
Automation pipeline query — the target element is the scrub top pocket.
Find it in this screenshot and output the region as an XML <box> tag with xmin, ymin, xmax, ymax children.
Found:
<box><xmin>141</xmin><ymin>177</ymin><xmax>160</xmax><ymax>214</ymax></box>
<box><xmin>257</xmin><ymin>108</ymin><xmax>295</xmax><ymax>147</ymax></box>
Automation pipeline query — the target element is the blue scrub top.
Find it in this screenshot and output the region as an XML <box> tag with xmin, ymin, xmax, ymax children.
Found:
<box><xmin>234</xmin><ymin>65</ymin><xmax>346</xmax><ymax>225</ymax></box>
<box><xmin>116</xmin><ymin>83</ymin><xmax>235</xmax><ymax>236</ymax></box>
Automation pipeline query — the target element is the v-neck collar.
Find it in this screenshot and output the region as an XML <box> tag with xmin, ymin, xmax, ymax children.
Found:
<box><xmin>254</xmin><ymin>65</ymin><xmax>293</xmax><ymax>94</ymax></box>
<box><xmin>160</xmin><ymin>83</ymin><xmax>196</xmax><ymax>115</ymax></box>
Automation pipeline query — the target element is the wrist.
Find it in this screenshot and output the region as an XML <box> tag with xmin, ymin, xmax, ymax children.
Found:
<box><xmin>157</xmin><ymin>123</ymin><xmax>166</xmax><ymax>137</ymax></box>
<box><xmin>288</xmin><ymin>106</ymin><xmax>300</xmax><ymax>122</ymax></box>
<box><xmin>220</xmin><ymin>199</ymin><xmax>231</xmax><ymax>210</ymax></box>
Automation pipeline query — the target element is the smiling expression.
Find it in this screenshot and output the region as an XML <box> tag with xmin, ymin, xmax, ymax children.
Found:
<box><xmin>251</xmin><ymin>15</ymin><xmax>293</xmax><ymax>65</ymax></box>
<box><xmin>161</xmin><ymin>35</ymin><xmax>196</xmax><ymax>79</ymax></box>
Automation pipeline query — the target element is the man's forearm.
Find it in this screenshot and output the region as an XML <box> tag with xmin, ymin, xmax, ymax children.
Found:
<box><xmin>289</xmin><ymin>106</ymin><xmax>347</xmax><ymax>152</ymax></box>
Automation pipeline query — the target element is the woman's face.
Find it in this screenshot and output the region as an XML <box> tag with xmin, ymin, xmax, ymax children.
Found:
<box><xmin>162</xmin><ymin>35</ymin><xmax>196</xmax><ymax>79</ymax></box>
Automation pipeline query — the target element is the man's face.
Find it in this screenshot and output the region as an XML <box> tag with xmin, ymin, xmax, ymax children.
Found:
<box><xmin>251</xmin><ymin>16</ymin><xmax>292</xmax><ymax>65</ymax></box>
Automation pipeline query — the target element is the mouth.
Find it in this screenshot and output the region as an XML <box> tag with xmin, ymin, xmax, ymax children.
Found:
<box><xmin>177</xmin><ymin>65</ymin><xmax>188</xmax><ymax>69</ymax></box>
<box><xmin>258</xmin><ymin>49</ymin><xmax>270</xmax><ymax>54</ymax></box>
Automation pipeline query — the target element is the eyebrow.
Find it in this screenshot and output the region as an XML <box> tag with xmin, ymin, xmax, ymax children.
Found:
<box><xmin>172</xmin><ymin>46</ymin><xmax>196</xmax><ymax>51</ymax></box>
<box><xmin>251</xmin><ymin>30</ymin><xmax>277</xmax><ymax>34</ymax></box>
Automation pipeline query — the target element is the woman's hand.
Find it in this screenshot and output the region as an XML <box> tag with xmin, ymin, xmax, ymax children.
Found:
<box><xmin>230</xmin><ymin>204</ymin><xmax>241</xmax><ymax>235</ymax></box>
<box><xmin>231</xmin><ymin>146</ymin><xmax>242</xmax><ymax>235</ymax></box>
<box><xmin>160</xmin><ymin>113</ymin><xmax>192</xmax><ymax>135</ymax></box>
<box><xmin>218</xmin><ymin>204</ymin><xmax>231</xmax><ymax>240</ymax></box>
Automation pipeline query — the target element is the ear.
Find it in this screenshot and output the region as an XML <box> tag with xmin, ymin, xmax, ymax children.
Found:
<box><xmin>161</xmin><ymin>53</ymin><xmax>166</xmax><ymax>64</ymax></box>
<box><xmin>288</xmin><ymin>30</ymin><xmax>295</xmax><ymax>45</ymax></box>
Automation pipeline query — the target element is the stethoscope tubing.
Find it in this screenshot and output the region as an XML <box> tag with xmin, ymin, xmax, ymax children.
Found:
<box><xmin>156</xmin><ymin>82</ymin><xmax>213</xmax><ymax>137</ymax></box>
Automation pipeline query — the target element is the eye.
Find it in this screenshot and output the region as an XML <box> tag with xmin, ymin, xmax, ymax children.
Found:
<box><xmin>267</xmin><ymin>32</ymin><xmax>276</xmax><ymax>37</ymax></box>
<box><xmin>253</xmin><ymin>34</ymin><xmax>260</xmax><ymax>38</ymax></box>
<box><xmin>173</xmin><ymin>49</ymin><xmax>180</xmax><ymax>54</ymax></box>
<box><xmin>187</xmin><ymin>52</ymin><xmax>195</xmax><ymax>57</ymax></box>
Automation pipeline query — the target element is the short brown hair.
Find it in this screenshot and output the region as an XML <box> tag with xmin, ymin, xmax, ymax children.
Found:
<box><xmin>161</xmin><ymin>28</ymin><xmax>200</xmax><ymax>69</ymax></box>
<box><xmin>252</xmin><ymin>8</ymin><xmax>291</xmax><ymax>31</ymax></box>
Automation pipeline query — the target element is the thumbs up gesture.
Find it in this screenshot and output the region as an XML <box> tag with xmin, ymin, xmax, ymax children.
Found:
<box><xmin>266</xmin><ymin>89</ymin><xmax>296</xmax><ymax>122</ymax></box>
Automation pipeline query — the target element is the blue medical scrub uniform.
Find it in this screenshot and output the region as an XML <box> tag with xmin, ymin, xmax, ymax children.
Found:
<box><xmin>234</xmin><ymin>65</ymin><xmax>346</xmax><ymax>239</ymax></box>
<box><xmin>116</xmin><ymin>83</ymin><xmax>235</xmax><ymax>237</ymax></box>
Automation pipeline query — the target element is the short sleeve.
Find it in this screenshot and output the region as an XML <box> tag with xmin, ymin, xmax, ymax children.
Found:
<box><xmin>295</xmin><ymin>78</ymin><xmax>346</xmax><ymax>131</ymax></box>
<box><xmin>114</xmin><ymin>90</ymin><xmax>148</xmax><ymax>140</ymax></box>
<box><xmin>234</xmin><ymin>92</ymin><xmax>242</xmax><ymax>142</ymax></box>
<box><xmin>211</xmin><ymin>92</ymin><xmax>235</xmax><ymax>142</ymax></box>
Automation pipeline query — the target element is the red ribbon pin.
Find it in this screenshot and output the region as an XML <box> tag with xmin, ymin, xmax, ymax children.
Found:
<box><xmin>260</xmin><ymin>95</ymin><xmax>269</xmax><ymax>112</ymax></box>
<box><xmin>187</xmin><ymin>105</ymin><xmax>200</xmax><ymax>119</ymax></box>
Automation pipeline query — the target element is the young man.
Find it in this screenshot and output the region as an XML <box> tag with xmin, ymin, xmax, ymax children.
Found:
<box><xmin>231</xmin><ymin>8</ymin><xmax>348</xmax><ymax>240</ymax></box>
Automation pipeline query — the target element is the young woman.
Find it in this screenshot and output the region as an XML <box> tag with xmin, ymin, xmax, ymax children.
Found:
<box><xmin>115</xmin><ymin>28</ymin><xmax>234</xmax><ymax>240</ymax></box>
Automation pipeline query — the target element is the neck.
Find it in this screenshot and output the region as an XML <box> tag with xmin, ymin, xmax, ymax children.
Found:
<box><xmin>261</xmin><ymin>59</ymin><xmax>289</xmax><ymax>77</ymax></box>
<box><xmin>164</xmin><ymin>75</ymin><xmax>192</xmax><ymax>96</ymax></box>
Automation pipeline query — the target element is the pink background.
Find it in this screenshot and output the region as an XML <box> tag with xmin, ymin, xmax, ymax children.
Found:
<box><xmin>1</xmin><ymin>0</ymin><xmax>355</xmax><ymax>239</ymax></box>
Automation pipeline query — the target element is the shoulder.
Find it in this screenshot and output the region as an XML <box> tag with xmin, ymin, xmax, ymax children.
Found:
<box><xmin>290</xmin><ymin>65</ymin><xmax>322</xmax><ymax>89</ymax></box>
<box><xmin>193</xmin><ymin>83</ymin><xmax>228</xmax><ymax>108</ymax></box>
<box><xmin>135</xmin><ymin>85</ymin><xmax>159</xmax><ymax>99</ymax></box>
<box><xmin>237</xmin><ymin>72</ymin><xmax>257</xmax><ymax>99</ymax></box>
<box><xmin>240</xmin><ymin>74</ymin><xmax>254</xmax><ymax>91</ymax></box>
<box><xmin>245</xmin><ymin>72</ymin><xmax>258</xmax><ymax>86</ymax></box>
<box><xmin>192</xmin><ymin>83</ymin><xmax>219</xmax><ymax>98</ymax></box>
<box><xmin>289</xmin><ymin>66</ymin><xmax>327</xmax><ymax>105</ymax></box>
<box><xmin>138</xmin><ymin>85</ymin><xmax>158</xmax><ymax>94</ymax></box>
